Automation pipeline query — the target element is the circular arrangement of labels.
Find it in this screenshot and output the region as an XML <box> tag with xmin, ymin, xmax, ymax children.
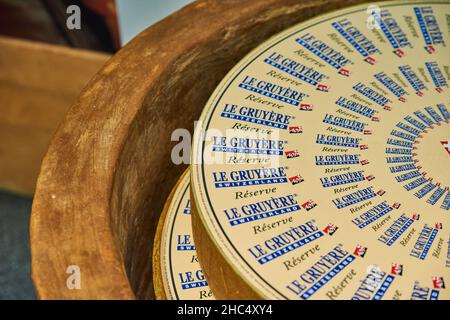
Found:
<box><xmin>191</xmin><ymin>0</ymin><xmax>450</xmax><ymax>300</ymax></box>
<box><xmin>158</xmin><ymin>170</ymin><xmax>214</xmax><ymax>300</ymax></box>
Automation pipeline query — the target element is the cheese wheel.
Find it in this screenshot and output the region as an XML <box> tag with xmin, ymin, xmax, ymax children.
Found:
<box><xmin>191</xmin><ymin>0</ymin><xmax>450</xmax><ymax>300</ymax></box>
<box><xmin>154</xmin><ymin>170</ymin><xmax>214</xmax><ymax>300</ymax></box>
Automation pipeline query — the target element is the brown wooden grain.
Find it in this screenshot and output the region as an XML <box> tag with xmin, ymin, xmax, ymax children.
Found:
<box><xmin>30</xmin><ymin>0</ymin><xmax>370</xmax><ymax>300</ymax></box>
<box><xmin>0</xmin><ymin>36</ymin><xmax>110</xmax><ymax>195</ymax></box>
<box><xmin>151</xmin><ymin>170</ymin><xmax>190</xmax><ymax>300</ymax></box>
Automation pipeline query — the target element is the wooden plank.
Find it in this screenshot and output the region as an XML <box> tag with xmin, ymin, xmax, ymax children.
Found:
<box><xmin>0</xmin><ymin>36</ymin><xmax>110</xmax><ymax>195</ymax></box>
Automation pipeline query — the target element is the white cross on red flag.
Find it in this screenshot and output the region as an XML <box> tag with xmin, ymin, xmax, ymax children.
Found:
<box><xmin>441</xmin><ymin>141</ymin><xmax>449</xmax><ymax>155</ymax></box>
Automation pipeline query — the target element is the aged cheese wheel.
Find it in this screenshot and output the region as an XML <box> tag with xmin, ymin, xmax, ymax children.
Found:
<box><xmin>191</xmin><ymin>0</ymin><xmax>450</xmax><ymax>300</ymax></box>
<box><xmin>31</xmin><ymin>0</ymin><xmax>369</xmax><ymax>300</ymax></box>
<box><xmin>153</xmin><ymin>170</ymin><xmax>214</xmax><ymax>300</ymax></box>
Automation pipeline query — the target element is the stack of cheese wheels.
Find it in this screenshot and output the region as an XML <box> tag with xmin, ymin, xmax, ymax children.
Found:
<box><xmin>153</xmin><ymin>170</ymin><xmax>214</xmax><ymax>300</ymax></box>
<box><xmin>188</xmin><ymin>0</ymin><xmax>450</xmax><ymax>300</ymax></box>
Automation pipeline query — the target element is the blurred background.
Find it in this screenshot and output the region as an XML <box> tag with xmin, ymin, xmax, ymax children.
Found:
<box><xmin>0</xmin><ymin>0</ymin><xmax>190</xmax><ymax>299</ymax></box>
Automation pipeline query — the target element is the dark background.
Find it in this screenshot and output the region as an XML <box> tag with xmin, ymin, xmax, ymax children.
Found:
<box><xmin>0</xmin><ymin>191</ymin><xmax>34</xmax><ymax>299</ymax></box>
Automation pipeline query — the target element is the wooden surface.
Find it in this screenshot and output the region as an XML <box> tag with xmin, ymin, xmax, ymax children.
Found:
<box><xmin>30</xmin><ymin>0</ymin><xmax>369</xmax><ymax>300</ymax></box>
<box><xmin>0</xmin><ymin>36</ymin><xmax>110</xmax><ymax>195</ymax></box>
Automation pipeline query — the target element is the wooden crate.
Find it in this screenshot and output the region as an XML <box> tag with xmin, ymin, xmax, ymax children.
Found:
<box><xmin>0</xmin><ymin>36</ymin><xmax>110</xmax><ymax>195</ymax></box>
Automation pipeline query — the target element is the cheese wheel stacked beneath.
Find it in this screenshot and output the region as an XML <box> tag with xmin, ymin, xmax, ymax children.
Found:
<box><xmin>155</xmin><ymin>170</ymin><xmax>214</xmax><ymax>300</ymax></box>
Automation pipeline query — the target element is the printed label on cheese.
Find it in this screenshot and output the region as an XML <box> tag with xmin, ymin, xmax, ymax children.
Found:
<box><xmin>160</xmin><ymin>172</ymin><xmax>214</xmax><ymax>300</ymax></box>
<box><xmin>191</xmin><ymin>0</ymin><xmax>450</xmax><ymax>300</ymax></box>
